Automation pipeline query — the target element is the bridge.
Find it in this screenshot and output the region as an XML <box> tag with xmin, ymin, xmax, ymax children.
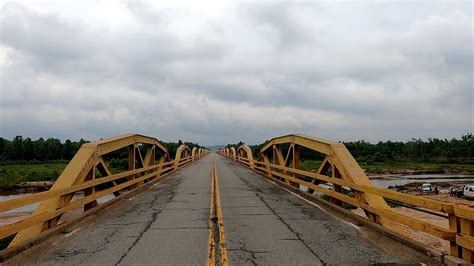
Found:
<box><xmin>0</xmin><ymin>134</ymin><xmax>473</xmax><ymax>265</ymax></box>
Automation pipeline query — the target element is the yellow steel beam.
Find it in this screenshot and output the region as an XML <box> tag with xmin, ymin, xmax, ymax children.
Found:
<box><xmin>174</xmin><ymin>144</ymin><xmax>191</xmax><ymax>168</ymax></box>
<box><xmin>237</xmin><ymin>144</ymin><xmax>254</xmax><ymax>169</ymax></box>
<box><xmin>230</xmin><ymin>147</ymin><xmax>236</xmax><ymax>160</ymax></box>
<box><xmin>260</xmin><ymin>134</ymin><xmax>333</xmax><ymax>156</ymax></box>
<box><xmin>92</xmin><ymin>134</ymin><xmax>168</xmax><ymax>156</ymax></box>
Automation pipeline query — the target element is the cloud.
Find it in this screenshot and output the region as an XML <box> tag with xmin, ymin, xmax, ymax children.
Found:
<box><xmin>0</xmin><ymin>1</ymin><xmax>472</xmax><ymax>145</ymax></box>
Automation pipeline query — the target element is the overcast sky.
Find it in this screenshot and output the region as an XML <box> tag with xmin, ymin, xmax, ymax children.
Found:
<box><xmin>0</xmin><ymin>1</ymin><xmax>472</xmax><ymax>146</ymax></box>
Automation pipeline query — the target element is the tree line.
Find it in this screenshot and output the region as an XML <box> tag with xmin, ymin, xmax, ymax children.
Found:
<box><xmin>345</xmin><ymin>134</ymin><xmax>473</xmax><ymax>164</ymax></box>
<box><xmin>0</xmin><ymin>136</ymin><xmax>204</xmax><ymax>164</ymax></box>
<box><xmin>0</xmin><ymin>136</ymin><xmax>87</xmax><ymax>162</ymax></box>
<box><xmin>227</xmin><ymin>133</ymin><xmax>474</xmax><ymax>164</ymax></box>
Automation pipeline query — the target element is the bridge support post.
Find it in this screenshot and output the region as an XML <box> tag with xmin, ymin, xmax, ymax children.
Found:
<box><xmin>262</xmin><ymin>154</ymin><xmax>272</xmax><ymax>177</ymax></box>
<box><xmin>285</xmin><ymin>144</ymin><xmax>300</xmax><ymax>189</ymax></box>
<box><xmin>448</xmin><ymin>214</ymin><xmax>459</xmax><ymax>258</ymax></box>
<box><xmin>84</xmin><ymin>167</ymin><xmax>98</xmax><ymax>211</ymax></box>
<box><xmin>330</xmin><ymin>167</ymin><xmax>343</xmax><ymax>207</ymax></box>
<box><xmin>192</xmin><ymin>147</ymin><xmax>198</xmax><ymax>161</ymax></box>
<box><xmin>142</xmin><ymin>145</ymin><xmax>155</xmax><ymax>183</ymax></box>
<box><xmin>128</xmin><ymin>144</ymin><xmax>140</xmax><ymax>189</ymax></box>
<box><xmin>452</xmin><ymin>209</ymin><xmax>474</xmax><ymax>263</ymax></box>
<box><xmin>236</xmin><ymin>144</ymin><xmax>254</xmax><ymax>170</ymax></box>
<box><xmin>128</xmin><ymin>144</ymin><xmax>135</xmax><ymax>176</ymax></box>
<box><xmin>273</xmin><ymin>145</ymin><xmax>287</xmax><ymax>184</ymax></box>
<box><xmin>174</xmin><ymin>144</ymin><xmax>192</xmax><ymax>170</ymax></box>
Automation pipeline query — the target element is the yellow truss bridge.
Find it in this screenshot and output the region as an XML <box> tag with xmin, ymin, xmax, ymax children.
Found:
<box><xmin>0</xmin><ymin>133</ymin><xmax>473</xmax><ymax>265</ymax></box>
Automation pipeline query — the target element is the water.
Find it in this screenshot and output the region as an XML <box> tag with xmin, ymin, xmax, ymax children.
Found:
<box><xmin>0</xmin><ymin>194</ymin><xmax>40</xmax><ymax>214</ymax></box>
<box><xmin>0</xmin><ymin>192</ymin><xmax>115</xmax><ymax>216</ymax></box>
<box><xmin>296</xmin><ymin>174</ymin><xmax>474</xmax><ymax>191</ymax></box>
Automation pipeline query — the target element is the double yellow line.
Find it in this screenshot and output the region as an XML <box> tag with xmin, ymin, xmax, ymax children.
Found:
<box><xmin>207</xmin><ymin>159</ymin><xmax>228</xmax><ymax>266</ymax></box>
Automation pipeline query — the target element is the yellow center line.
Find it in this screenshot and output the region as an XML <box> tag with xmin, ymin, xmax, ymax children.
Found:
<box><xmin>206</xmin><ymin>159</ymin><xmax>228</xmax><ymax>266</ymax></box>
<box><xmin>214</xmin><ymin>160</ymin><xmax>228</xmax><ymax>265</ymax></box>
<box><xmin>207</xmin><ymin>161</ymin><xmax>217</xmax><ymax>265</ymax></box>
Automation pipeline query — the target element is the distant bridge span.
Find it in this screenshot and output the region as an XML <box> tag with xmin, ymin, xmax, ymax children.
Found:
<box><xmin>0</xmin><ymin>134</ymin><xmax>473</xmax><ymax>265</ymax></box>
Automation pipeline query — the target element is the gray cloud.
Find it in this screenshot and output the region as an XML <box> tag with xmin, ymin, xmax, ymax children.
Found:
<box><xmin>0</xmin><ymin>1</ymin><xmax>472</xmax><ymax>145</ymax></box>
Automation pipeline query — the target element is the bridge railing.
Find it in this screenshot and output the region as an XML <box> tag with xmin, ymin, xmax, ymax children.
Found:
<box><xmin>220</xmin><ymin>134</ymin><xmax>474</xmax><ymax>264</ymax></box>
<box><xmin>0</xmin><ymin>134</ymin><xmax>209</xmax><ymax>253</ymax></box>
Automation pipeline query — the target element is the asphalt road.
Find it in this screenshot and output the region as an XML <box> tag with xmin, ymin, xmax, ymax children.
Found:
<box><xmin>5</xmin><ymin>153</ymin><xmax>438</xmax><ymax>265</ymax></box>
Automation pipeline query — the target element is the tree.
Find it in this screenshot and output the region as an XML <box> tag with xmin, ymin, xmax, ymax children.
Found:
<box><xmin>45</xmin><ymin>138</ymin><xmax>62</xmax><ymax>161</ymax></box>
<box><xmin>11</xmin><ymin>136</ymin><xmax>24</xmax><ymax>160</ymax></box>
<box><xmin>33</xmin><ymin>138</ymin><xmax>47</xmax><ymax>161</ymax></box>
<box><xmin>62</xmin><ymin>139</ymin><xmax>75</xmax><ymax>160</ymax></box>
<box><xmin>23</xmin><ymin>137</ymin><xmax>34</xmax><ymax>161</ymax></box>
<box><xmin>0</xmin><ymin>138</ymin><xmax>7</xmax><ymax>161</ymax></box>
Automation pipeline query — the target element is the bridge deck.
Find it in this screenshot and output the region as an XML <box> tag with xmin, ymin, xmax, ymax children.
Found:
<box><xmin>5</xmin><ymin>154</ymin><xmax>437</xmax><ymax>265</ymax></box>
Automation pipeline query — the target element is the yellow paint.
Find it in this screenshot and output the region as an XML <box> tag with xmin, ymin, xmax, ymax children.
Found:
<box><xmin>214</xmin><ymin>160</ymin><xmax>228</xmax><ymax>265</ymax></box>
<box><xmin>207</xmin><ymin>160</ymin><xmax>228</xmax><ymax>266</ymax></box>
<box><xmin>206</xmin><ymin>161</ymin><xmax>216</xmax><ymax>265</ymax></box>
<box><xmin>174</xmin><ymin>145</ymin><xmax>191</xmax><ymax>169</ymax></box>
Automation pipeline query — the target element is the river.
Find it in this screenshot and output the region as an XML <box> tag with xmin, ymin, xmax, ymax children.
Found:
<box><xmin>0</xmin><ymin>193</ymin><xmax>116</xmax><ymax>226</ymax></box>
<box><xmin>369</xmin><ymin>174</ymin><xmax>474</xmax><ymax>188</ymax></box>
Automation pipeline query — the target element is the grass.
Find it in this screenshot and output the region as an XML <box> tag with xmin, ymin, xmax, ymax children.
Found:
<box><xmin>0</xmin><ymin>162</ymin><xmax>68</xmax><ymax>189</ymax></box>
<box><xmin>0</xmin><ymin>160</ymin><xmax>130</xmax><ymax>190</ymax></box>
<box><xmin>299</xmin><ymin>160</ymin><xmax>322</xmax><ymax>172</ymax></box>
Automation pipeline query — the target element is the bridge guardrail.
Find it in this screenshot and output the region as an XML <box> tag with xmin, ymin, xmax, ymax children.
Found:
<box><xmin>220</xmin><ymin>134</ymin><xmax>474</xmax><ymax>264</ymax></box>
<box><xmin>0</xmin><ymin>134</ymin><xmax>209</xmax><ymax>253</ymax></box>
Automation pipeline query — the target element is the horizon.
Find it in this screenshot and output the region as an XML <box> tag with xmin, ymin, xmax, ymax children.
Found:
<box><xmin>1</xmin><ymin>132</ymin><xmax>472</xmax><ymax>147</ymax></box>
<box><xmin>0</xmin><ymin>1</ymin><xmax>472</xmax><ymax>145</ymax></box>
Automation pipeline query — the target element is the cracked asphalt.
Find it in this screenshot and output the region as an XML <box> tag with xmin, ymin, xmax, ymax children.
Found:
<box><xmin>216</xmin><ymin>155</ymin><xmax>437</xmax><ymax>265</ymax></box>
<box><xmin>5</xmin><ymin>153</ymin><xmax>438</xmax><ymax>265</ymax></box>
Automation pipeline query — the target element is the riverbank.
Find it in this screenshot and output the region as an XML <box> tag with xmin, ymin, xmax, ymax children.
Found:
<box><xmin>369</xmin><ymin>174</ymin><xmax>474</xmax><ymax>190</ymax></box>
<box><xmin>0</xmin><ymin>181</ymin><xmax>53</xmax><ymax>195</ymax></box>
<box><xmin>360</xmin><ymin>161</ymin><xmax>474</xmax><ymax>175</ymax></box>
<box><xmin>0</xmin><ymin>161</ymin><xmax>125</xmax><ymax>195</ymax></box>
<box><xmin>0</xmin><ymin>162</ymin><xmax>66</xmax><ymax>192</ymax></box>
<box><xmin>300</xmin><ymin>160</ymin><xmax>474</xmax><ymax>175</ymax></box>
<box><xmin>1</xmin><ymin>160</ymin><xmax>473</xmax><ymax>195</ymax></box>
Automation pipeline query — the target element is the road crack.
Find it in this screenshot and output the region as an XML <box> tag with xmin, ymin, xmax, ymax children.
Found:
<box><xmin>114</xmin><ymin>178</ymin><xmax>181</xmax><ymax>265</ymax></box>
<box><xmin>229</xmin><ymin>165</ymin><xmax>327</xmax><ymax>265</ymax></box>
<box><xmin>227</xmin><ymin>239</ymin><xmax>268</xmax><ymax>265</ymax></box>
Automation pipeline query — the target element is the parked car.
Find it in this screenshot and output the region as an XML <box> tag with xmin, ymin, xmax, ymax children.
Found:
<box><xmin>463</xmin><ymin>185</ymin><xmax>474</xmax><ymax>199</ymax></box>
<box><xmin>418</xmin><ymin>183</ymin><xmax>433</xmax><ymax>193</ymax></box>
<box><xmin>450</xmin><ymin>186</ymin><xmax>464</xmax><ymax>198</ymax></box>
